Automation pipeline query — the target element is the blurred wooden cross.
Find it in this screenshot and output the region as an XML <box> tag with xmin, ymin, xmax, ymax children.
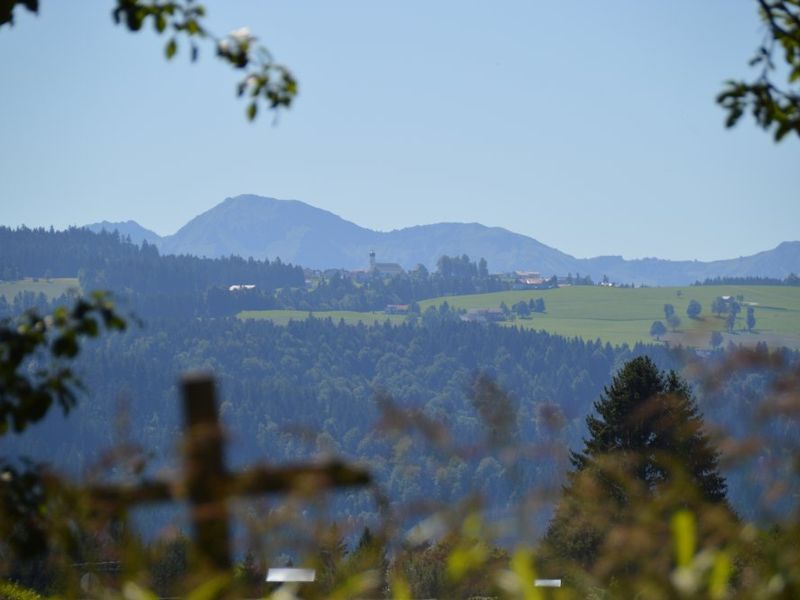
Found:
<box><xmin>88</xmin><ymin>373</ymin><xmax>370</xmax><ymax>571</ymax></box>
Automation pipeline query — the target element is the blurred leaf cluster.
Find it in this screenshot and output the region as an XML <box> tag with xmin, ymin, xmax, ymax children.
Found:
<box><xmin>0</xmin><ymin>0</ymin><xmax>297</xmax><ymax>122</ymax></box>
<box><xmin>0</xmin><ymin>292</ymin><xmax>126</xmax><ymax>435</ymax></box>
<box><xmin>0</xmin><ymin>0</ymin><xmax>35</xmax><ymax>27</ymax></box>
<box><xmin>719</xmin><ymin>0</ymin><xmax>800</xmax><ymax>141</ymax></box>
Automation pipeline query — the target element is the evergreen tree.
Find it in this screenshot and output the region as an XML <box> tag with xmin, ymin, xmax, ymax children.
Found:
<box><xmin>543</xmin><ymin>356</ymin><xmax>727</xmax><ymax>569</ymax></box>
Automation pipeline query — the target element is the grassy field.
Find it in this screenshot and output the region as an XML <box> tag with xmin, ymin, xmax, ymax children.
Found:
<box><xmin>238</xmin><ymin>309</ymin><xmax>408</xmax><ymax>326</ymax></box>
<box><xmin>0</xmin><ymin>278</ymin><xmax>81</xmax><ymax>301</ymax></box>
<box><xmin>238</xmin><ymin>287</ymin><xmax>800</xmax><ymax>348</ymax></box>
<box><xmin>418</xmin><ymin>285</ymin><xmax>800</xmax><ymax>349</ymax></box>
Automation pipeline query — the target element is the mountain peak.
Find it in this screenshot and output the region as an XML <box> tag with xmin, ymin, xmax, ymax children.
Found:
<box><xmin>155</xmin><ymin>194</ymin><xmax>574</xmax><ymax>271</ymax></box>
<box><xmin>84</xmin><ymin>220</ymin><xmax>161</xmax><ymax>245</ymax></box>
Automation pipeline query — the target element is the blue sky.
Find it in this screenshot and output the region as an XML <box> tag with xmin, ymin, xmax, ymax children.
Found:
<box><xmin>0</xmin><ymin>1</ymin><xmax>797</xmax><ymax>261</ymax></box>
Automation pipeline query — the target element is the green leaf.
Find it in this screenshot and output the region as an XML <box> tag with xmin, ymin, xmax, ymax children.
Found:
<box><xmin>671</xmin><ymin>509</ymin><xmax>696</xmax><ymax>568</ymax></box>
<box><xmin>0</xmin><ymin>580</ymin><xmax>44</xmax><ymax>600</ymax></box>
<box><xmin>76</xmin><ymin>317</ymin><xmax>99</xmax><ymax>337</ymax></box>
<box><xmin>246</xmin><ymin>102</ymin><xmax>257</xmax><ymax>121</ymax></box>
<box><xmin>121</xmin><ymin>581</ymin><xmax>159</xmax><ymax>600</ymax></box>
<box><xmin>52</xmin><ymin>332</ymin><xmax>78</xmax><ymax>358</ymax></box>
<box><xmin>510</xmin><ymin>547</ymin><xmax>543</xmax><ymax>600</ymax></box>
<box><xmin>390</xmin><ymin>574</ymin><xmax>411</xmax><ymax>600</ymax></box>
<box><xmin>709</xmin><ymin>551</ymin><xmax>732</xmax><ymax>599</ymax></box>
<box><xmin>165</xmin><ymin>38</ymin><xmax>177</xmax><ymax>60</ymax></box>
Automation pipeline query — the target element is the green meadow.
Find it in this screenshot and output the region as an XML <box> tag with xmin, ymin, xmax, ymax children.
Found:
<box><xmin>0</xmin><ymin>277</ymin><xmax>81</xmax><ymax>301</ymax></box>
<box><xmin>419</xmin><ymin>285</ymin><xmax>800</xmax><ymax>349</ymax></box>
<box><xmin>237</xmin><ymin>286</ymin><xmax>800</xmax><ymax>348</ymax></box>
<box><xmin>238</xmin><ymin>309</ymin><xmax>407</xmax><ymax>326</ymax></box>
<box><xmin>9</xmin><ymin>278</ymin><xmax>792</xmax><ymax>349</ymax></box>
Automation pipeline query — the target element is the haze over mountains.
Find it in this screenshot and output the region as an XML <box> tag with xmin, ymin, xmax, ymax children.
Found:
<box><xmin>86</xmin><ymin>194</ymin><xmax>800</xmax><ymax>286</ymax></box>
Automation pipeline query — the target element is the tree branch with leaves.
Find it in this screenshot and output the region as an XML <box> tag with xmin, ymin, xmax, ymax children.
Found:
<box><xmin>0</xmin><ymin>292</ymin><xmax>126</xmax><ymax>435</ymax></box>
<box><xmin>719</xmin><ymin>0</ymin><xmax>800</xmax><ymax>141</ymax></box>
<box><xmin>0</xmin><ymin>0</ymin><xmax>297</xmax><ymax>121</ymax></box>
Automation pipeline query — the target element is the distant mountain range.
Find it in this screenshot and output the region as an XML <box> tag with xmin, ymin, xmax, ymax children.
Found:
<box><xmin>85</xmin><ymin>195</ymin><xmax>800</xmax><ymax>286</ymax></box>
<box><xmin>85</xmin><ymin>220</ymin><xmax>162</xmax><ymax>245</ymax></box>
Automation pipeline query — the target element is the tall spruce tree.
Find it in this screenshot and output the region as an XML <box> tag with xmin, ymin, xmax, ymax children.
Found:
<box><xmin>543</xmin><ymin>356</ymin><xmax>727</xmax><ymax>569</ymax></box>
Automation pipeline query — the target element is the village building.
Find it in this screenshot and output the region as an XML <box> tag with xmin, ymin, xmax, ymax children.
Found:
<box><xmin>323</xmin><ymin>268</ymin><xmax>348</xmax><ymax>279</ymax></box>
<box><xmin>228</xmin><ymin>284</ymin><xmax>256</xmax><ymax>291</ymax></box>
<box><xmin>384</xmin><ymin>304</ymin><xmax>410</xmax><ymax>315</ymax></box>
<box><xmin>369</xmin><ymin>251</ymin><xmax>405</xmax><ymax>277</ymax></box>
<box><xmin>511</xmin><ymin>270</ymin><xmax>557</xmax><ymax>290</ymax></box>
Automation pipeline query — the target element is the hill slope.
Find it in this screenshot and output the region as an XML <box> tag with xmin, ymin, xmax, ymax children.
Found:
<box><xmin>576</xmin><ymin>242</ymin><xmax>800</xmax><ymax>286</ymax></box>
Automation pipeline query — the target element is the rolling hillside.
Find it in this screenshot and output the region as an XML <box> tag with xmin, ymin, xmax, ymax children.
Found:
<box><xmin>240</xmin><ymin>285</ymin><xmax>800</xmax><ymax>350</ymax></box>
<box><xmin>419</xmin><ymin>285</ymin><xmax>800</xmax><ymax>349</ymax></box>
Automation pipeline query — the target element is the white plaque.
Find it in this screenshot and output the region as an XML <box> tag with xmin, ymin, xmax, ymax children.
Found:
<box><xmin>266</xmin><ymin>568</ymin><xmax>316</xmax><ymax>583</ymax></box>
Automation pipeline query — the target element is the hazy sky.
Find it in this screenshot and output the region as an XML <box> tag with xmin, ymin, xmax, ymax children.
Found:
<box><xmin>1</xmin><ymin>1</ymin><xmax>797</xmax><ymax>261</ymax></box>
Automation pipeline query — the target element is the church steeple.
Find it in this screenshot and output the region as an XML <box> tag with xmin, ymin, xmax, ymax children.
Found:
<box><xmin>369</xmin><ymin>251</ymin><xmax>376</xmax><ymax>271</ymax></box>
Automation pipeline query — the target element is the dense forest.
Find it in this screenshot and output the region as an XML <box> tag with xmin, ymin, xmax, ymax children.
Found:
<box><xmin>5</xmin><ymin>313</ymin><xmax>659</xmax><ymax>515</ymax></box>
<box><xmin>6</xmin><ymin>308</ymin><xmax>797</xmax><ymax>530</ymax></box>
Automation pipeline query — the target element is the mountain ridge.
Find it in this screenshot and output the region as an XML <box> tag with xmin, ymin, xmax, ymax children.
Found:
<box><xmin>85</xmin><ymin>220</ymin><xmax>162</xmax><ymax>245</ymax></box>
<box><xmin>84</xmin><ymin>195</ymin><xmax>799</xmax><ymax>286</ymax></box>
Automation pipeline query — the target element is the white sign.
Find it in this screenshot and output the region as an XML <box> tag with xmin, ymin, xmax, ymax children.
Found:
<box><xmin>266</xmin><ymin>568</ymin><xmax>316</xmax><ymax>583</ymax></box>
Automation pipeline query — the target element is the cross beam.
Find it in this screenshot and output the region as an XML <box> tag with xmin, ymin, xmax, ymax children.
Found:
<box><xmin>87</xmin><ymin>373</ymin><xmax>370</xmax><ymax>571</ymax></box>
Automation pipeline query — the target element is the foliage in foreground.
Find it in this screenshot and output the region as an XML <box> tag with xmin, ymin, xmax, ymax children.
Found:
<box><xmin>1</xmin><ymin>300</ymin><xmax>800</xmax><ymax>598</ymax></box>
<box><xmin>719</xmin><ymin>0</ymin><xmax>800</xmax><ymax>141</ymax></box>
<box><xmin>0</xmin><ymin>0</ymin><xmax>297</xmax><ymax>122</ymax></box>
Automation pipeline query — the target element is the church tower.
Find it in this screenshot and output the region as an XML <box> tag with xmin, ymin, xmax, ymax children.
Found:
<box><xmin>369</xmin><ymin>251</ymin><xmax>376</xmax><ymax>271</ymax></box>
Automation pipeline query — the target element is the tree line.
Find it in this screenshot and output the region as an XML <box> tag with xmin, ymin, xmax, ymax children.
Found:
<box><xmin>694</xmin><ymin>274</ymin><xmax>800</xmax><ymax>286</ymax></box>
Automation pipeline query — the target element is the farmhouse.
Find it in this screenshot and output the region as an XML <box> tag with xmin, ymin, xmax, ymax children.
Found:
<box><xmin>512</xmin><ymin>271</ymin><xmax>556</xmax><ymax>290</ymax></box>
<box><xmin>228</xmin><ymin>284</ymin><xmax>256</xmax><ymax>291</ymax></box>
<box><xmin>385</xmin><ymin>304</ymin><xmax>410</xmax><ymax>315</ymax></box>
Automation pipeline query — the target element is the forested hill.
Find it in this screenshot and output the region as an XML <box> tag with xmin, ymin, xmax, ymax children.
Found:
<box><xmin>7</xmin><ymin>313</ymin><xmax>794</xmax><ymax>524</ymax></box>
<box><xmin>6</xmin><ymin>315</ymin><xmax>676</xmax><ymax>519</ymax></box>
<box><xmin>0</xmin><ymin>226</ymin><xmax>516</xmax><ymax>318</ymax></box>
<box><xmin>0</xmin><ymin>225</ymin><xmax>304</xmax><ymax>295</ymax></box>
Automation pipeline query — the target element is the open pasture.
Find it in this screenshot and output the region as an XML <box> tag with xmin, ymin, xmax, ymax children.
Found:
<box><xmin>419</xmin><ymin>285</ymin><xmax>800</xmax><ymax>348</ymax></box>
<box><xmin>0</xmin><ymin>277</ymin><xmax>81</xmax><ymax>301</ymax></box>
